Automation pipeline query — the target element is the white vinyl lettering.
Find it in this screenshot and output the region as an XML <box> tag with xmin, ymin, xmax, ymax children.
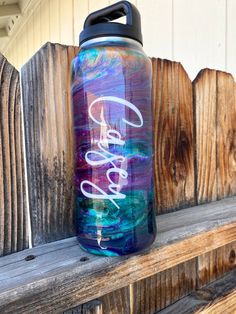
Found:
<box><xmin>88</xmin><ymin>96</ymin><xmax>143</xmax><ymax>128</ymax></box>
<box><xmin>81</xmin><ymin>96</ymin><xmax>143</xmax><ymax>208</ymax></box>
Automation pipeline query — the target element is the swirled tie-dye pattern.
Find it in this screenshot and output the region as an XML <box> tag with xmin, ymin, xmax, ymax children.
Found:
<box><xmin>71</xmin><ymin>37</ymin><xmax>157</xmax><ymax>256</ymax></box>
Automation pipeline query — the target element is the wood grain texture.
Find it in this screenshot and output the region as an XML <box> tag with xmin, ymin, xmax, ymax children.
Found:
<box><xmin>0</xmin><ymin>197</ymin><xmax>236</xmax><ymax>313</ymax></box>
<box><xmin>152</xmin><ymin>58</ymin><xmax>195</xmax><ymax>213</ymax></box>
<box><xmin>63</xmin><ymin>300</ymin><xmax>102</xmax><ymax>314</ymax></box>
<box><xmin>87</xmin><ymin>242</ymin><xmax>235</xmax><ymax>314</ymax></box>
<box><xmin>0</xmin><ymin>53</ymin><xmax>28</xmax><ymax>256</ymax></box>
<box><xmin>193</xmin><ymin>69</ymin><xmax>236</xmax><ymax>203</ymax></box>
<box><xmin>21</xmin><ymin>43</ymin><xmax>79</xmax><ymax>246</ymax></box>
<box><xmin>132</xmin><ymin>258</ymin><xmax>197</xmax><ymax>314</ymax></box>
<box><xmin>193</xmin><ymin>69</ymin><xmax>217</xmax><ymax>204</ymax></box>
<box><xmin>158</xmin><ymin>269</ymin><xmax>236</xmax><ymax>314</ymax></box>
<box><xmin>197</xmin><ymin>241</ymin><xmax>236</xmax><ymax>288</ymax></box>
<box><xmin>99</xmin><ymin>286</ymin><xmax>130</xmax><ymax>314</ymax></box>
<box><xmin>216</xmin><ymin>71</ymin><xmax>236</xmax><ymax>198</ymax></box>
<box><xmin>97</xmin><ymin>243</ymin><xmax>235</xmax><ymax>314</ymax></box>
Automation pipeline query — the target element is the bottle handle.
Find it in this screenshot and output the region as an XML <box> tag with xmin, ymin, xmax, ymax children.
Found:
<box><xmin>84</xmin><ymin>1</ymin><xmax>141</xmax><ymax>29</ymax></box>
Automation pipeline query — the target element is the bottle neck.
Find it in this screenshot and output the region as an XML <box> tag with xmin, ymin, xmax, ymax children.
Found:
<box><xmin>80</xmin><ymin>36</ymin><xmax>143</xmax><ymax>49</ymax></box>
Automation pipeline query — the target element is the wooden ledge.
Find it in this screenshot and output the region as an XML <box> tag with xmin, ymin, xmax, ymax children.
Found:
<box><xmin>0</xmin><ymin>197</ymin><xmax>236</xmax><ymax>313</ymax></box>
<box><xmin>159</xmin><ymin>269</ymin><xmax>236</xmax><ymax>313</ymax></box>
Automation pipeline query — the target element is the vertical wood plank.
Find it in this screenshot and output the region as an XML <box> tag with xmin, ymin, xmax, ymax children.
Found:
<box><xmin>152</xmin><ymin>58</ymin><xmax>195</xmax><ymax>213</ymax></box>
<box><xmin>216</xmin><ymin>71</ymin><xmax>236</xmax><ymax>198</ymax></box>
<box><xmin>193</xmin><ymin>69</ymin><xmax>217</xmax><ymax>204</ymax></box>
<box><xmin>63</xmin><ymin>300</ymin><xmax>103</xmax><ymax>314</ymax></box>
<box><xmin>99</xmin><ymin>287</ymin><xmax>130</xmax><ymax>314</ymax></box>
<box><xmin>0</xmin><ymin>54</ymin><xmax>28</xmax><ymax>256</ymax></box>
<box><xmin>197</xmin><ymin>241</ymin><xmax>236</xmax><ymax>289</ymax></box>
<box><xmin>132</xmin><ymin>258</ymin><xmax>197</xmax><ymax>313</ymax></box>
<box><xmin>194</xmin><ymin>69</ymin><xmax>236</xmax><ymax>203</ymax></box>
<box><xmin>21</xmin><ymin>43</ymin><xmax>79</xmax><ymax>246</ymax></box>
<box><xmin>157</xmin><ymin>269</ymin><xmax>236</xmax><ymax>314</ymax></box>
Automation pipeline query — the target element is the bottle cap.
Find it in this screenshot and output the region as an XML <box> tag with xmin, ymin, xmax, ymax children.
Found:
<box><xmin>79</xmin><ymin>1</ymin><xmax>143</xmax><ymax>45</ymax></box>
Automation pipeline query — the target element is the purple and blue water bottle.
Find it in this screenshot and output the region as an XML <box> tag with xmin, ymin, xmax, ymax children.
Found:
<box><xmin>71</xmin><ymin>1</ymin><xmax>157</xmax><ymax>256</ymax></box>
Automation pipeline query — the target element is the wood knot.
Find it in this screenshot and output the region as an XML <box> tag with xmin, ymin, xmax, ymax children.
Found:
<box><xmin>228</xmin><ymin>129</ymin><xmax>236</xmax><ymax>161</ymax></box>
<box><xmin>195</xmin><ymin>288</ymin><xmax>214</xmax><ymax>301</ymax></box>
<box><xmin>80</xmin><ymin>256</ymin><xmax>89</xmax><ymax>262</ymax></box>
<box><xmin>229</xmin><ymin>249</ymin><xmax>236</xmax><ymax>264</ymax></box>
<box><xmin>170</xmin><ymin>161</ymin><xmax>187</xmax><ymax>185</ymax></box>
<box><xmin>169</xmin><ymin>130</ymin><xmax>191</xmax><ymax>184</ymax></box>
<box><xmin>228</xmin><ymin>129</ymin><xmax>236</xmax><ymax>147</ymax></box>
<box><xmin>25</xmin><ymin>255</ymin><xmax>36</xmax><ymax>261</ymax></box>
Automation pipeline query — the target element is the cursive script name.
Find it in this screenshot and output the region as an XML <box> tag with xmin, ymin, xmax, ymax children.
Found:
<box><xmin>80</xmin><ymin>96</ymin><xmax>143</xmax><ymax>209</ymax></box>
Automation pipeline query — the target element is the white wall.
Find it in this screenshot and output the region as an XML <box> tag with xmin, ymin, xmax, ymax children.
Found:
<box><xmin>2</xmin><ymin>0</ymin><xmax>236</xmax><ymax>81</ymax></box>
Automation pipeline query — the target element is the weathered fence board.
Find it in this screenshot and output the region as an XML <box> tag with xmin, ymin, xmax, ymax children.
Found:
<box><xmin>159</xmin><ymin>269</ymin><xmax>236</xmax><ymax>314</ymax></box>
<box><xmin>152</xmin><ymin>58</ymin><xmax>195</xmax><ymax>213</ymax></box>
<box><xmin>21</xmin><ymin>43</ymin><xmax>79</xmax><ymax>246</ymax></box>
<box><xmin>193</xmin><ymin>69</ymin><xmax>236</xmax><ymax>204</ymax></box>
<box><xmin>132</xmin><ymin>258</ymin><xmax>197</xmax><ymax>313</ymax></box>
<box><xmin>99</xmin><ymin>286</ymin><xmax>130</xmax><ymax>314</ymax></box>
<box><xmin>130</xmin><ymin>241</ymin><xmax>236</xmax><ymax>313</ymax></box>
<box><xmin>0</xmin><ymin>54</ymin><xmax>28</xmax><ymax>256</ymax></box>
<box><xmin>217</xmin><ymin>71</ymin><xmax>236</xmax><ymax>198</ymax></box>
<box><xmin>193</xmin><ymin>69</ymin><xmax>218</xmax><ymax>204</ymax></box>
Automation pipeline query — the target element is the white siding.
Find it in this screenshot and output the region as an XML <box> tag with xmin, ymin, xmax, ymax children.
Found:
<box><xmin>173</xmin><ymin>0</ymin><xmax>226</xmax><ymax>79</ymax></box>
<box><xmin>2</xmin><ymin>0</ymin><xmax>236</xmax><ymax>80</ymax></box>
<box><xmin>226</xmin><ymin>0</ymin><xmax>236</xmax><ymax>76</ymax></box>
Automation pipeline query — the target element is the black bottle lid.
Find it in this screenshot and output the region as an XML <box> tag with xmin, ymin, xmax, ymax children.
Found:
<box><xmin>79</xmin><ymin>1</ymin><xmax>143</xmax><ymax>46</ymax></box>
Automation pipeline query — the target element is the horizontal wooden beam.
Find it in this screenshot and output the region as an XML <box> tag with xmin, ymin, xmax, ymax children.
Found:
<box><xmin>0</xmin><ymin>4</ymin><xmax>21</xmax><ymax>17</ymax></box>
<box><xmin>0</xmin><ymin>197</ymin><xmax>236</xmax><ymax>313</ymax></box>
<box><xmin>0</xmin><ymin>28</ymin><xmax>8</xmax><ymax>38</ymax></box>
<box><xmin>159</xmin><ymin>269</ymin><xmax>236</xmax><ymax>313</ymax></box>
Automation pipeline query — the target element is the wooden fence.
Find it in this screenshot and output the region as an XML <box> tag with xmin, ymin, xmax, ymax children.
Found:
<box><xmin>0</xmin><ymin>43</ymin><xmax>236</xmax><ymax>313</ymax></box>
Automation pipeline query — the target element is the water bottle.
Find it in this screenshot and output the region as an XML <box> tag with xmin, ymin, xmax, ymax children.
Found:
<box><xmin>71</xmin><ymin>0</ymin><xmax>157</xmax><ymax>256</ymax></box>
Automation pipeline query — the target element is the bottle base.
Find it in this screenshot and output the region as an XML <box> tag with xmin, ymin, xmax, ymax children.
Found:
<box><xmin>77</xmin><ymin>232</ymin><xmax>156</xmax><ymax>257</ymax></box>
<box><xmin>79</xmin><ymin>243</ymin><xmax>121</xmax><ymax>257</ymax></box>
